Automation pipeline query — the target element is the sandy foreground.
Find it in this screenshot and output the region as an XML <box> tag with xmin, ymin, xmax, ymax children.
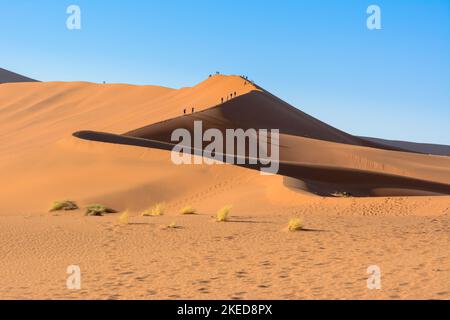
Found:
<box><xmin>1</xmin><ymin>196</ymin><xmax>449</xmax><ymax>300</ymax></box>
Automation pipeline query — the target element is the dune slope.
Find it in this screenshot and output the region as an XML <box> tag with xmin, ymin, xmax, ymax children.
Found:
<box><xmin>74</xmin><ymin>76</ymin><xmax>450</xmax><ymax>196</ymax></box>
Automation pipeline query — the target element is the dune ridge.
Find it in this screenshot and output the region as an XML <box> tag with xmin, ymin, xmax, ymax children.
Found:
<box><xmin>73</xmin><ymin>75</ymin><xmax>450</xmax><ymax>197</ymax></box>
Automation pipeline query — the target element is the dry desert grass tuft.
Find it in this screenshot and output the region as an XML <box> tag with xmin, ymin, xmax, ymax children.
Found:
<box><xmin>167</xmin><ymin>221</ymin><xmax>179</xmax><ymax>229</ymax></box>
<box><xmin>180</xmin><ymin>206</ymin><xmax>196</xmax><ymax>215</ymax></box>
<box><xmin>216</xmin><ymin>205</ymin><xmax>232</xmax><ymax>222</ymax></box>
<box><xmin>117</xmin><ymin>210</ymin><xmax>130</xmax><ymax>225</ymax></box>
<box><xmin>288</xmin><ymin>218</ymin><xmax>303</xmax><ymax>231</ymax></box>
<box><xmin>142</xmin><ymin>202</ymin><xmax>165</xmax><ymax>216</ymax></box>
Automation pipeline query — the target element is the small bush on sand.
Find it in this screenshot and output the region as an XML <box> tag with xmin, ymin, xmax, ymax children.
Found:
<box><xmin>49</xmin><ymin>200</ymin><xmax>78</xmax><ymax>212</ymax></box>
<box><xmin>331</xmin><ymin>191</ymin><xmax>352</xmax><ymax>198</ymax></box>
<box><xmin>180</xmin><ymin>206</ymin><xmax>196</xmax><ymax>215</ymax></box>
<box><xmin>141</xmin><ymin>202</ymin><xmax>165</xmax><ymax>216</ymax></box>
<box><xmin>117</xmin><ymin>210</ymin><xmax>130</xmax><ymax>225</ymax></box>
<box><xmin>85</xmin><ymin>204</ymin><xmax>116</xmax><ymax>216</ymax></box>
<box><xmin>288</xmin><ymin>218</ymin><xmax>303</xmax><ymax>232</ymax></box>
<box><xmin>168</xmin><ymin>221</ymin><xmax>178</xmax><ymax>229</ymax></box>
<box><xmin>216</xmin><ymin>205</ymin><xmax>232</xmax><ymax>222</ymax></box>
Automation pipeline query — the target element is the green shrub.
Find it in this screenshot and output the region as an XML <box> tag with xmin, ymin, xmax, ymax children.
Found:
<box><xmin>331</xmin><ymin>191</ymin><xmax>352</xmax><ymax>198</ymax></box>
<box><xmin>180</xmin><ymin>206</ymin><xmax>196</xmax><ymax>215</ymax></box>
<box><xmin>49</xmin><ymin>200</ymin><xmax>78</xmax><ymax>212</ymax></box>
<box><xmin>85</xmin><ymin>204</ymin><xmax>116</xmax><ymax>216</ymax></box>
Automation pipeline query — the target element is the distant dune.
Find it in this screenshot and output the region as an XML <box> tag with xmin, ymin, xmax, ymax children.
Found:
<box><xmin>361</xmin><ymin>136</ymin><xmax>450</xmax><ymax>157</ymax></box>
<box><xmin>0</xmin><ymin>68</ymin><xmax>38</xmax><ymax>83</ymax></box>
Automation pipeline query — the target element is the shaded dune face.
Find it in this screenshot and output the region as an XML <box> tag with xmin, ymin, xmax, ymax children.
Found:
<box><xmin>74</xmin><ymin>85</ymin><xmax>450</xmax><ymax>197</ymax></box>
<box><xmin>74</xmin><ymin>129</ymin><xmax>450</xmax><ymax>197</ymax></box>
<box><xmin>125</xmin><ymin>90</ymin><xmax>402</xmax><ymax>150</ymax></box>
<box><xmin>0</xmin><ymin>68</ymin><xmax>38</xmax><ymax>83</ymax></box>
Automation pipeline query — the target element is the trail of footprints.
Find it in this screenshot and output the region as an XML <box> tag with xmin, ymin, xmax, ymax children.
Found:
<box><xmin>167</xmin><ymin>173</ymin><xmax>248</xmax><ymax>211</ymax></box>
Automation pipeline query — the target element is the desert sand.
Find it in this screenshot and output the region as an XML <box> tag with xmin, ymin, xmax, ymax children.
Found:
<box><xmin>0</xmin><ymin>74</ymin><xmax>449</xmax><ymax>299</ymax></box>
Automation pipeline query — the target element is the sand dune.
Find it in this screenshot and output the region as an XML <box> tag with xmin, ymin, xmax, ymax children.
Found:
<box><xmin>73</xmin><ymin>75</ymin><xmax>450</xmax><ymax>196</ymax></box>
<box><xmin>0</xmin><ymin>74</ymin><xmax>449</xmax><ymax>300</ymax></box>
<box><xmin>0</xmin><ymin>76</ymin><xmax>271</xmax><ymax>214</ymax></box>
<box><xmin>1</xmin><ymin>74</ymin><xmax>449</xmax><ymax>210</ymax></box>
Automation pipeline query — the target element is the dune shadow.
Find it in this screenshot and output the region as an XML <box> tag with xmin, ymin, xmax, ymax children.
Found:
<box><xmin>128</xmin><ymin>222</ymin><xmax>153</xmax><ymax>226</ymax></box>
<box><xmin>163</xmin><ymin>226</ymin><xmax>184</xmax><ymax>230</ymax></box>
<box><xmin>300</xmin><ymin>228</ymin><xmax>327</xmax><ymax>233</ymax></box>
<box><xmin>225</xmin><ymin>219</ymin><xmax>273</xmax><ymax>224</ymax></box>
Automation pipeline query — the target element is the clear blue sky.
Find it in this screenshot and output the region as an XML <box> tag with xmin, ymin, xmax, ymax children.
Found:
<box><xmin>1</xmin><ymin>0</ymin><xmax>449</xmax><ymax>144</ymax></box>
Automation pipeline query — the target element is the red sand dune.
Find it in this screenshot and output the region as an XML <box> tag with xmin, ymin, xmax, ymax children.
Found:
<box><xmin>74</xmin><ymin>75</ymin><xmax>450</xmax><ymax>197</ymax></box>
<box><xmin>0</xmin><ymin>75</ymin><xmax>276</xmax><ymax>214</ymax></box>
<box><xmin>1</xmin><ymin>74</ymin><xmax>449</xmax><ymax>215</ymax></box>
